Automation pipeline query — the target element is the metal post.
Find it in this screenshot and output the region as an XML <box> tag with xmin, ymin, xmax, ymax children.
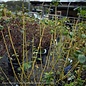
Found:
<box><xmin>28</xmin><ymin>0</ymin><xmax>30</xmax><ymax>12</ymax></box>
<box><xmin>66</xmin><ymin>2</ymin><xmax>71</xmax><ymax>17</ymax></box>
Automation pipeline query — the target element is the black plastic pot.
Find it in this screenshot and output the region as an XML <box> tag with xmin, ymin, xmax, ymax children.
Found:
<box><xmin>8</xmin><ymin>58</ymin><xmax>22</xmax><ymax>76</ymax></box>
<box><xmin>36</xmin><ymin>49</ymin><xmax>48</xmax><ymax>65</ymax></box>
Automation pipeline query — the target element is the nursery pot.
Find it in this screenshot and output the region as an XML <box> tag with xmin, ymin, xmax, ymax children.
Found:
<box><xmin>8</xmin><ymin>58</ymin><xmax>22</xmax><ymax>76</ymax></box>
<box><xmin>36</xmin><ymin>49</ymin><xmax>47</xmax><ymax>64</ymax></box>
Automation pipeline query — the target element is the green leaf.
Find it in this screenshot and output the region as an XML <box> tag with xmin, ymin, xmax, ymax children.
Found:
<box><xmin>5</xmin><ymin>19</ymin><xmax>10</xmax><ymax>23</ymax></box>
<box><xmin>12</xmin><ymin>54</ymin><xmax>19</xmax><ymax>57</ymax></box>
<box><xmin>37</xmin><ymin>58</ymin><xmax>42</xmax><ymax>61</ymax></box>
<box><xmin>83</xmin><ymin>65</ymin><xmax>86</xmax><ymax>68</ymax></box>
<box><xmin>32</xmin><ymin>56</ymin><xmax>37</xmax><ymax>59</ymax></box>
<box><xmin>24</xmin><ymin>62</ymin><xmax>31</xmax><ymax>70</ymax></box>
<box><xmin>0</xmin><ymin>25</ymin><xmax>4</xmax><ymax>30</ymax></box>
<box><xmin>17</xmin><ymin>67</ymin><xmax>21</xmax><ymax>71</ymax></box>
<box><xmin>44</xmin><ymin>20</ymin><xmax>48</xmax><ymax>25</ymax></box>
<box><xmin>76</xmin><ymin>50</ymin><xmax>82</xmax><ymax>54</ymax></box>
<box><xmin>50</xmin><ymin>29</ymin><xmax>54</xmax><ymax>34</ymax></box>
<box><xmin>69</xmin><ymin>32</ymin><xmax>74</xmax><ymax>38</ymax></box>
<box><xmin>41</xmin><ymin>19</ymin><xmax>49</xmax><ymax>25</ymax></box>
<box><xmin>81</xmin><ymin>34</ymin><xmax>86</xmax><ymax>39</ymax></box>
<box><xmin>0</xmin><ymin>57</ymin><xmax>3</xmax><ymax>59</ymax></box>
<box><xmin>62</xmin><ymin>29</ymin><xmax>68</xmax><ymax>35</ymax></box>
<box><xmin>78</xmin><ymin>54</ymin><xmax>86</xmax><ymax>63</ymax></box>
<box><xmin>52</xmin><ymin>0</ymin><xmax>59</xmax><ymax>6</ymax></box>
<box><xmin>0</xmin><ymin>76</ymin><xmax>5</xmax><ymax>80</ymax></box>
